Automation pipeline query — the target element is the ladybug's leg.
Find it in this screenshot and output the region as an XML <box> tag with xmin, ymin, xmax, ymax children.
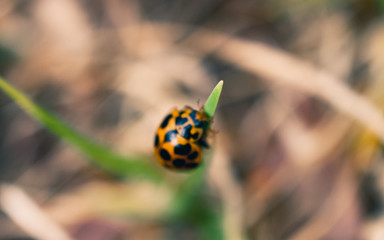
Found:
<box><xmin>190</xmin><ymin>128</ymin><xmax>202</xmax><ymax>140</ymax></box>
<box><xmin>183</xmin><ymin>106</ymin><xmax>194</xmax><ymax>111</ymax></box>
<box><xmin>198</xmin><ymin>138</ymin><xmax>210</xmax><ymax>148</ymax></box>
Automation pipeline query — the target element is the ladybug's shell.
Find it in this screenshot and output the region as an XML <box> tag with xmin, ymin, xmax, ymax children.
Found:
<box><xmin>154</xmin><ymin>107</ymin><xmax>210</xmax><ymax>170</ymax></box>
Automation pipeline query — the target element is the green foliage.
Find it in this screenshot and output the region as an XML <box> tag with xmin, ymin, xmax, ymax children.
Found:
<box><xmin>167</xmin><ymin>158</ymin><xmax>224</xmax><ymax>240</ymax></box>
<box><xmin>0</xmin><ymin>76</ymin><xmax>162</xmax><ymax>181</ymax></box>
<box><xmin>203</xmin><ymin>80</ymin><xmax>223</xmax><ymax>118</ymax></box>
<box><xmin>0</xmin><ymin>77</ymin><xmax>223</xmax><ymax>179</ymax></box>
<box><xmin>0</xmin><ymin>76</ymin><xmax>224</xmax><ymax>239</ymax></box>
<box><xmin>0</xmin><ymin>45</ymin><xmax>18</xmax><ymax>74</ymax></box>
<box><xmin>376</xmin><ymin>0</ymin><xmax>384</xmax><ymax>15</ymax></box>
<box><xmin>167</xmin><ymin>81</ymin><xmax>224</xmax><ymax>239</ymax></box>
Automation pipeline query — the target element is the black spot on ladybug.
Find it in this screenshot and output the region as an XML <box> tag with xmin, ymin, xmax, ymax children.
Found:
<box><xmin>189</xmin><ymin>110</ymin><xmax>197</xmax><ymax>119</ymax></box>
<box><xmin>164</xmin><ymin>130</ymin><xmax>178</xmax><ymax>143</ymax></box>
<box><xmin>180</xmin><ymin>124</ymin><xmax>192</xmax><ymax>139</ymax></box>
<box><xmin>191</xmin><ymin>132</ymin><xmax>199</xmax><ymax>140</ymax></box>
<box><xmin>189</xmin><ymin>110</ymin><xmax>203</xmax><ymax>127</ymax></box>
<box><xmin>176</xmin><ymin>116</ymin><xmax>189</xmax><ymax>126</ymax></box>
<box><xmin>188</xmin><ymin>151</ymin><xmax>198</xmax><ymax>160</ymax></box>
<box><xmin>185</xmin><ymin>163</ymin><xmax>198</xmax><ymax>169</ymax></box>
<box><xmin>189</xmin><ymin>110</ymin><xmax>197</xmax><ymax>121</ymax></box>
<box><xmin>154</xmin><ymin>134</ymin><xmax>159</xmax><ymax>147</ymax></box>
<box><xmin>174</xmin><ymin>143</ymin><xmax>192</xmax><ymax>155</ymax></box>
<box><xmin>160</xmin><ymin>149</ymin><xmax>171</xmax><ymax>160</ymax></box>
<box><xmin>160</xmin><ymin>114</ymin><xmax>172</xmax><ymax>128</ymax></box>
<box><xmin>173</xmin><ymin>158</ymin><xmax>186</xmax><ymax>167</ymax></box>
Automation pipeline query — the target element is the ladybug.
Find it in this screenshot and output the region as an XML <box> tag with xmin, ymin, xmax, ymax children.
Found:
<box><xmin>154</xmin><ymin>106</ymin><xmax>211</xmax><ymax>171</ymax></box>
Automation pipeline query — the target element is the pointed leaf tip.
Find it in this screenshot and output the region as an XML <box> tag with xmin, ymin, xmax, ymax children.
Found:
<box><xmin>203</xmin><ymin>80</ymin><xmax>223</xmax><ymax>118</ymax></box>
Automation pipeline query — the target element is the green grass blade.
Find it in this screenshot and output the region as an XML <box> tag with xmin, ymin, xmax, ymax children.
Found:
<box><xmin>166</xmin><ymin>163</ymin><xmax>223</xmax><ymax>239</ymax></box>
<box><xmin>0</xmin><ymin>76</ymin><xmax>162</xmax><ymax>181</ymax></box>
<box><xmin>167</xmin><ymin>81</ymin><xmax>224</xmax><ymax>239</ymax></box>
<box><xmin>169</xmin><ymin>81</ymin><xmax>225</xmax><ymax>215</ymax></box>
<box><xmin>203</xmin><ymin>80</ymin><xmax>223</xmax><ymax>118</ymax></box>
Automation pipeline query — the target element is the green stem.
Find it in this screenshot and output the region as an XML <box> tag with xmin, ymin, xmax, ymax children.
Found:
<box><xmin>0</xmin><ymin>76</ymin><xmax>162</xmax><ymax>181</ymax></box>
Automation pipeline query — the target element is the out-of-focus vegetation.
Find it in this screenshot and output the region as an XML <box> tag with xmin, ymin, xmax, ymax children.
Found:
<box><xmin>1</xmin><ymin>0</ymin><xmax>384</xmax><ymax>239</ymax></box>
<box><xmin>0</xmin><ymin>75</ymin><xmax>223</xmax><ymax>239</ymax></box>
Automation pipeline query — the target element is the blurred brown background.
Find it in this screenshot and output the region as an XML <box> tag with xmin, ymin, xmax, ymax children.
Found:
<box><xmin>1</xmin><ymin>0</ymin><xmax>384</xmax><ymax>239</ymax></box>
